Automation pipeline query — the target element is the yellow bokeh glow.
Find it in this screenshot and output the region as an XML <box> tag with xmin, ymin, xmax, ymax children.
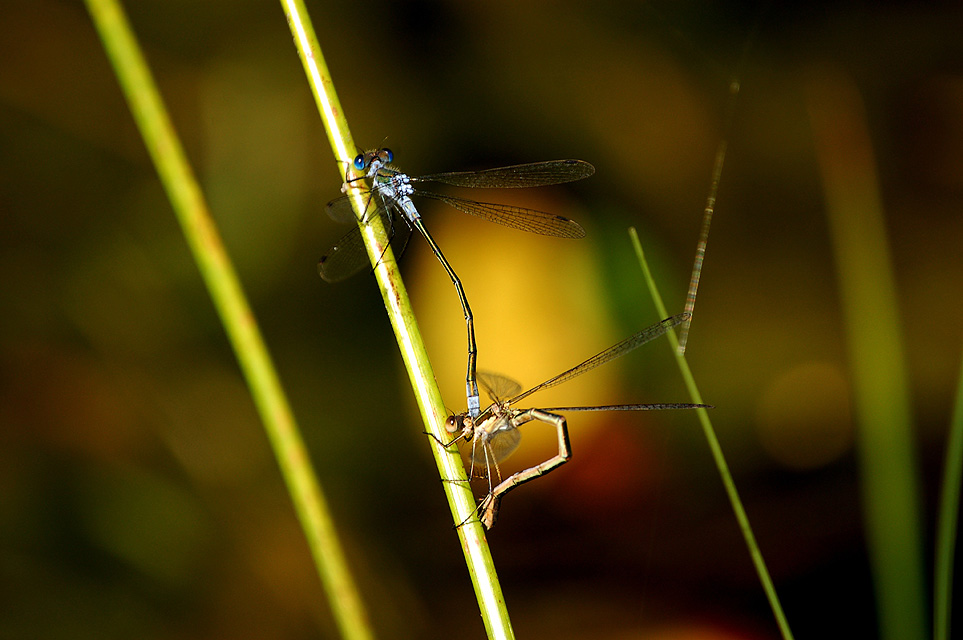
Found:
<box><xmin>756</xmin><ymin>361</ymin><xmax>854</xmax><ymax>470</ymax></box>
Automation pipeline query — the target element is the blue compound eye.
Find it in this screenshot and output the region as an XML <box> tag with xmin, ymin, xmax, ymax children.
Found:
<box><xmin>380</xmin><ymin>148</ymin><xmax>394</xmax><ymax>163</ymax></box>
<box><xmin>353</xmin><ymin>153</ymin><xmax>366</xmax><ymax>170</ymax></box>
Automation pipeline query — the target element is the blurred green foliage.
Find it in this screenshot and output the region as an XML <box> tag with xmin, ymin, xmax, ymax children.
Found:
<box><xmin>2</xmin><ymin>1</ymin><xmax>962</xmax><ymax>638</ymax></box>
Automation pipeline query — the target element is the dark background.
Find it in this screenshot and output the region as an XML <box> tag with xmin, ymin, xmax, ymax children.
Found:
<box><xmin>2</xmin><ymin>1</ymin><xmax>962</xmax><ymax>638</ymax></box>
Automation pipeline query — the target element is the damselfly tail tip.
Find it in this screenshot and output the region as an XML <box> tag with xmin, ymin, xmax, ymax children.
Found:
<box><xmin>479</xmin><ymin>494</ymin><xmax>500</xmax><ymax>530</ymax></box>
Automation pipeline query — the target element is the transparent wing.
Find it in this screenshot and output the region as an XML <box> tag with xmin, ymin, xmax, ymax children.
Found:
<box><xmin>472</xmin><ymin>427</ymin><xmax>522</xmax><ymax>468</ymax></box>
<box><xmin>478</xmin><ymin>372</ymin><xmax>523</xmax><ymax>403</ymax></box>
<box><xmin>540</xmin><ymin>403</ymin><xmax>712</xmax><ymax>412</ymax></box>
<box><xmin>414</xmin><ymin>191</ymin><xmax>585</xmax><ymax>238</ymax></box>
<box><xmin>317</xmin><ymin>209</ymin><xmax>411</xmax><ymax>282</ymax></box>
<box><xmin>414</xmin><ymin>159</ymin><xmax>595</xmax><ymax>189</ymax></box>
<box><xmin>510</xmin><ymin>313</ymin><xmax>690</xmax><ymax>405</ymax></box>
<box><xmin>325</xmin><ymin>183</ymin><xmax>391</xmax><ymax>224</ymax></box>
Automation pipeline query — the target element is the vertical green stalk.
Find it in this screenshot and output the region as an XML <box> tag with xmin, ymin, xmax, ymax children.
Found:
<box><xmin>935</xmin><ymin>352</ymin><xmax>963</xmax><ymax>640</ymax></box>
<box><xmin>630</xmin><ymin>229</ymin><xmax>795</xmax><ymax>640</ymax></box>
<box><xmin>84</xmin><ymin>1</ymin><xmax>374</xmax><ymax>638</ymax></box>
<box><xmin>279</xmin><ymin>2</ymin><xmax>513</xmax><ymax>638</ymax></box>
<box><xmin>807</xmin><ymin>67</ymin><xmax>926</xmax><ymax>640</ymax></box>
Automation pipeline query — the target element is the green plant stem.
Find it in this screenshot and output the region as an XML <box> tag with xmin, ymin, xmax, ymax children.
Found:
<box><xmin>279</xmin><ymin>2</ymin><xmax>514</xmax><ymax>638</ymax></box>
<box><xmin>84</xmin><ymin>2</ymin><xmax>374</xmax><ymax>639</ymax></box>
<box><xmin>807</xmin><ymin>67</ymin><xmax>926</xmax><ymax>640</ymax></box>
<box><xmin>630</xmin><ymin>228</ymin><xmax>795</xmax><ymax>640</ymax></box>
<box><xmin>935</xmin><ymin>351</ymin><xmax>963</xmax><ymax>640</ymax></box>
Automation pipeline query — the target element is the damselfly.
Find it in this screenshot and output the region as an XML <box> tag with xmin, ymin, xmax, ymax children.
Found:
<box><xmin>440</xmin><ymin>312</ymin><xmax>710</xmax><ymax>529</ymax></box>
<box><xmin>320</xmin><ymin>149</ymin><xmax>594</xmax><ymax>417</ymax></box>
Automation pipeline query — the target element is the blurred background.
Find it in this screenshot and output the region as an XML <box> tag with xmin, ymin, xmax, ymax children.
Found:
<box><xmin>2</xmin><ymin>0</ymin><xmax>963</xmax><ymax>638</ymax></box>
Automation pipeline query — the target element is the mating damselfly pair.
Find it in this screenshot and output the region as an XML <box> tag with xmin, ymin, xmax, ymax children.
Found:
<box><xmin>320</xmin><ymin>148</ymin><xmax>593</xmax><ymax>418</ymax></box>
<box><xmin>319</xmin><ymin>149</ymin><xmax>708</xmax><ymax>528</ymax></box>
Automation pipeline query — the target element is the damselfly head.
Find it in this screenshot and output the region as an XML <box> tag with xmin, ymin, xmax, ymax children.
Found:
<box><xmin>355</xmin><ymin>148</ymin><xmax>393</xmax><ymax>169</ymax></box>
<box><xmin>445</xmin><ymin>414</ymin><xmax>465</xmax><ymax>434</ymax></box>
